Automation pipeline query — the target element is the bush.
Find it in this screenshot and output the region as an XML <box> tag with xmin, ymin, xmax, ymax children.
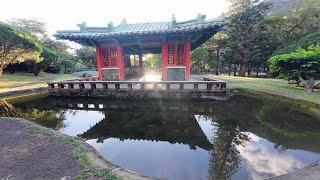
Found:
<box><xmin>268</xmin><ymin>46</ymin><xmax>320</xmax><ymax>92</ymax></box>
<box><xmin>44</xmin><ymin>65</ymin><xmax>62</xmax><ymax>74</ymax></box>
<box><xmin>60</xmin><ymin>60</ymin><xmax>76</xmax><ymax>73</ymax></box>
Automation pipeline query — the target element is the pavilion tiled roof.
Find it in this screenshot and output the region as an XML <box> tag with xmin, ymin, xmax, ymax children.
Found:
<box><xmin>54</xmin><ymin>14</ymin><xmax>226</xmax><ymax>46</ymax></box>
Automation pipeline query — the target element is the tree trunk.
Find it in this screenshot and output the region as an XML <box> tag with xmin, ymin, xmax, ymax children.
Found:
<box><xmin>256</xmin><ymin>68</ymin><xmax>259</xmax><ymax>77</ymax></box>
<box><xmin>306</xmin><ymin>77</ymin><xmax>315</xmax><ymax>94</ymax></box>
<box><xmin>247</xmin><ymin>67</ymin><xmax>251</xmax><ymax>76</ymax></box>
<box><xmin>233</xmin><ymin>64</ymin><xmax>237</xmax><ymax>76</ymax></box>
<box><xmin>228</xmin><ymin>64</ymin><xmax>231</xmax><ymax>76</ymax></box>
<box><xmin>239</xmin><ymin>64</ymin><xmax>247</xmax><ymax>77</ymax></box>
<box><xmin>215</xmin><ymin>48</ymin><xmax>220</xmax><ymax>75</ymax></box>
<box><xmin>0</xmin><ymin>64</ymin><xmax>4</xmax><ymax>75</ymax></box>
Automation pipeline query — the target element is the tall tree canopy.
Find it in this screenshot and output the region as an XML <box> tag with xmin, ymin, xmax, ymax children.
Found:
<box><xmin>223</xmin><ymin>0</ymin><xmax>274</xmax><ymax>76</ymax></box>
<box><xmin>277</xmin><ymin>32</ymin><xmax>320</xmax><ymax>54</ymax></box>
<box><xmin>0</xmin><ymin>22</ymin><xmax>42</xmax><ymax>74</ymax></box>
<box><xmin>8</xmin><ymin>19</ymin><xmax>71</xmax><ymax>66</ymax></box>
<box><xmin>8</xmin><ymin>19</ymin><xmax>48</xmax><ymax>40</ymax></box>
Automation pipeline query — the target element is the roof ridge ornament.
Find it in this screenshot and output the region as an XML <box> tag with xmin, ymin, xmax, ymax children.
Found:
<box><xmin>77</xmin><ymin>22</ymin><xmax>87</xmax><ymax>32</ymax></box>
<box><xmin>196</xmin><ymin>13</ymin><xmax>206</xmax><ymax>23</ymax></box>
<box><xmin>171</xmin><ymin>14</ymin><xmax>177</xmax><ymax>28</ymax></box>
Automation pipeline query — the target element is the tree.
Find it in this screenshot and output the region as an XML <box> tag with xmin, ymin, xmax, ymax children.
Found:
<box><xmin>43</xmin><ymin>38</ymin><xmax>71</xmax><ymax>61</ymax></box>
<box><xmin>8</xmin><ymin>19</ymin><xmax>48</xmax><ymax>40</ymax></box>
<box><xmin>268</xmin><ymin>46</ymin><xmax>320</xmax><ymax>93</ymax></box>
<box><xmin>75</xmin><ymin>46</ymin><xmax>96</xmax><ymax>68</ymax></box>
<box><xmin>224</xmin><ymin>1</ymin><xmax>273</xmax><ymax>76</ymax></box>
<box><xmin>204</xmin><ymin>32</ymin><xmax>228</xmax><ymax>75</ymax></box>
<box><xmin>191</xmin><ymin>47</ymin><xmax>209</xmax><ymax>74</ymax></box>
<box><xmin>145</xmin><ymin>54</ymin><xmax>161</xmax><ymax>71</ymax></box>
<box><xmin>60</xmin><ymin>60</ymin><xmax>76</xmax><ymax>73</ymax></box>
<box><xmin>276</xmin><ymin>32</ymin><xmax>320</xmax><ymax>54</ymax></box>
<box><xmin>6</xmin><ymin>19</ymin><xmax>71</xmax><ymax>74</ymax></box>
<box><xmin>0</xmin><ymin>22</ymin><xmax>42</xmax><ymax>74</ymax></box>
<box><xmin>266</xmin><ymin>0</ymin><xmax>320</xmax><ymax>51</ymax></box>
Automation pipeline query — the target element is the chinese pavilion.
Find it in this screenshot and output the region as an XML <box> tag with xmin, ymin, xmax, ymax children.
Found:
<box><xmin>55</xmin><ymin>14</ymin><xmax>226</xmax><ymax>81</ymax></box>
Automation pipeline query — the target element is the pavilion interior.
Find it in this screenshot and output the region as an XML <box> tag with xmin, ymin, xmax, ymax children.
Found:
<box><xmin>123</xmin><ymin>44</ymin><xmax>162</xmax><ymax>81</ymax></box>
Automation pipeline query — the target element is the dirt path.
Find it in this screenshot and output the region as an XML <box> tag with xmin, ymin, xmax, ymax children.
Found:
<box><xmin>0</xmin><ymin>118</ymin><xmax>84</xmax><ymax>180</ymax></box>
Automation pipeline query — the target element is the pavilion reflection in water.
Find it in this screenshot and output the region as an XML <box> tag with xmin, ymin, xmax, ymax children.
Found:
<box><xmin>80</xmin><ymin>110</ymin><xmax>213</xmax><ymax>151</ymax></box>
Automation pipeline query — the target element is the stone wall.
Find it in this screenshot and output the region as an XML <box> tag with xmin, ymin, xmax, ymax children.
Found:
<box><xmin>49</xmin><ymin>89</ymin><xmax>228</xmax><ymax>101</ymax></box>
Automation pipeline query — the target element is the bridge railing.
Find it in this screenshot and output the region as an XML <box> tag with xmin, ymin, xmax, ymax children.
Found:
<box><xmin>48</xmin><ymin>80</ymin><xmax>227</xmax><ymax>92</ymax></box>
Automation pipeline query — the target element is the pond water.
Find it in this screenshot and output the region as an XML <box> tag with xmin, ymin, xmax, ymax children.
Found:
<box><xmin>2</xmin><ymin>93</ymin><xmax>320</xmax><ymax>180</ymax></box>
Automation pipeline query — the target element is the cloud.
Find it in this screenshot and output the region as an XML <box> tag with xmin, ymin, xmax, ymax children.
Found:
<box><xmin>237</xmin><ymin>133</ymin><xmax>305</xmax><ymax>179</ymax></box>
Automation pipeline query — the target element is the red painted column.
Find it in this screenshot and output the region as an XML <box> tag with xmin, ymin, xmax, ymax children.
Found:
<box><xmin>185</xmin><ymin>42</ymin><xmax>191</xmax><ymax>81</ymax></box>
<box><xmin>116</xmin><ymin>45</ymin><xmax>125</xmax><ymax>80</ymax></box>
<box><xmin>95</xmin><ymin>45</ymin><xmax>103</xmax><ymax>80</ymax></box>
<box><xmin>161</xmin><ymin>42</ymin><xmax>168</xmax><ymax>81</ymax></box>
<box><xmin>139</xmin><ymin>53</ymin><xmax>144</xmax><ymax>76</ymax></box>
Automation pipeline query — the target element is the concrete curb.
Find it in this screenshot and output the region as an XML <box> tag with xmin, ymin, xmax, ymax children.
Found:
<box><xmin>267</xmin><ymin>160</ymin><xmax>320</xmax><ymax>180</ymax></box>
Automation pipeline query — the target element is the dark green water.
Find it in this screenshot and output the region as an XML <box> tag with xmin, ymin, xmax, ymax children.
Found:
<box><xmin>2</xmin><ymin>93</ymin><xmax>320</xmax><ymax>180</ymax></box>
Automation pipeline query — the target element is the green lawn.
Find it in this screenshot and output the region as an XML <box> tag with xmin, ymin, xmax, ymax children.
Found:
<box><xmin>0</xmin><ymin>72</ymin><xmax>77</xmax><ymax>93</ymax></box>
<box><xmin>209</xmin><ymin>75</ymin><xmax>320</xmax><ymax>105</ymax></box>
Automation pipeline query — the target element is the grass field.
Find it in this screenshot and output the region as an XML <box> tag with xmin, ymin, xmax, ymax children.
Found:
<box><xmin>0</xmin><ymin>72</ymin><xmax>77</xmax><ymax>93</ymax></box>
<box><xmin>210</xmin><ymin>75</ymin><xmax>320</xmax><ymax>105</ymax></box>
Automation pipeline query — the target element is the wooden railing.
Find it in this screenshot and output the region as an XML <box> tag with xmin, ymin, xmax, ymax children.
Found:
<box><xmin>48</xmin><ymin>80</ymin><xmax>227</xmax><ymax>92</ymax></box>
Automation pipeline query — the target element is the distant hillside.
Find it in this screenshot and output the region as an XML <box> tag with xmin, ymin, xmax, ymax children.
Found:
<box><xmin>266</xmin><ymin>0</ymin><xmax>304</xmax><ymax>16</ymax></box>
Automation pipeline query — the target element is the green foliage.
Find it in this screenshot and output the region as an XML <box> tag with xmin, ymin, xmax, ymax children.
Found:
<box><xmin>269</xmin><ymin>46</ymin><xmax>320</xmax><ymax>76</ymax></box>
<box><xmin>22</xmin><ymin>109</ymin><xmax>65</xmax><ymax>130</ymax></box>
<box><xmin>145</xmin><ymin>54</ymin><xmax>161</xmax><ymax>71</ymax></box>
<box><xmin>0</xmin><ymin>22</ymin><xmax>42</xmax><ymax>73</ymax></box>
<box><xmin>223</xmin><ymin>1</ymin><xmax>274</xmax><ymax>76</ymax></box>
<box><xmin>266</xmin><ymin>0</ymin><xmax>320</xmax><ymax>49</ymax></box>
<box><xmin>75</xmin><ymin>46</ymin><xmax>96</xmax><ymax>69</ymax></box>
<box><xmin>8</xmin><ymin>19</ymin><xmax>48</xmax><ymax>40</ymax></box>
<box><xmin>3</xmin><ymin>19</ymin><xmax>71</xmax><ymax>75</ymax></box>
<box><xmin>43</xmin><ymin>38</ymin><xmax>71</xmax><ymax>61</ymax></box>
<box><xmin>269</xmin><ymin>46</ymin><xmax>320</xmax><ymax>91</ymax></box>
<box><xmin>191</xmin><ymin>47</ymin><xmax>210</xmax><ymax>73</ymax></box>
<box><xmin>277</xmin><ymin>32</ymin><xmax>320</xmax><ymax>54</ymax></box>
<box><xmin>60</xmin><ymin>60</ymin><xmax>76</xmax><ymax>73</ymax></box>
<box><xmin>39</xmin><ymin>46</ymin><xmax>59</xmax><ymax>67</ymax></box>
<box><xmin>219</xmin><ymin>0</ymin><xmax>319</xmax><ymax>77</ymax></box>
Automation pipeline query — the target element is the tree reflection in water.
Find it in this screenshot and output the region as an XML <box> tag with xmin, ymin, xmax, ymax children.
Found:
<box><xmin>205</xmin><ymin>116</ymin><xmax>249</xmax><ymax>180</ymax></box>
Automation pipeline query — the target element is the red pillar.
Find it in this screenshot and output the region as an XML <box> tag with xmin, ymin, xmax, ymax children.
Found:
<box><xmin>116</xmin><ymin>45</ymin><xmax>125</xmax><ymax>80</ymax></box>
<box><xmin>161</xmin><ymin>42</ymin><xmax>168</xmax><ymax>81</ymax></box>
<box><xmin>185</xmin><ymin>42</ymin><xmax>191</xmax><ymax>81</ymax></box>
<box><xmin>95</xmin><ymin>45</ymin><xmax>103</xmax><ymax>80</ymax></box>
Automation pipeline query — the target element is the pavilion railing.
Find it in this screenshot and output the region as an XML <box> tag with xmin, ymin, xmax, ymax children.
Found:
<box><xmin>48</xmin><ymin>80</ymin><xmax>227</xmax><ymax>92</ymax></box>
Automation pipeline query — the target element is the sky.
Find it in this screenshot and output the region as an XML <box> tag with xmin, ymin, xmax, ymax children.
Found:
<box><xmin>0</xmin><ymin>0</ymin><xmax>229</xmax><ymax>35</ymax></box>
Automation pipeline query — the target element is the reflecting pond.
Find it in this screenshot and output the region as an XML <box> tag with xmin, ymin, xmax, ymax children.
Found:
<box><xmin>2</xmin><ymin>92</ymin><xmax>320</xmax><ymax>180</ymax></box>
